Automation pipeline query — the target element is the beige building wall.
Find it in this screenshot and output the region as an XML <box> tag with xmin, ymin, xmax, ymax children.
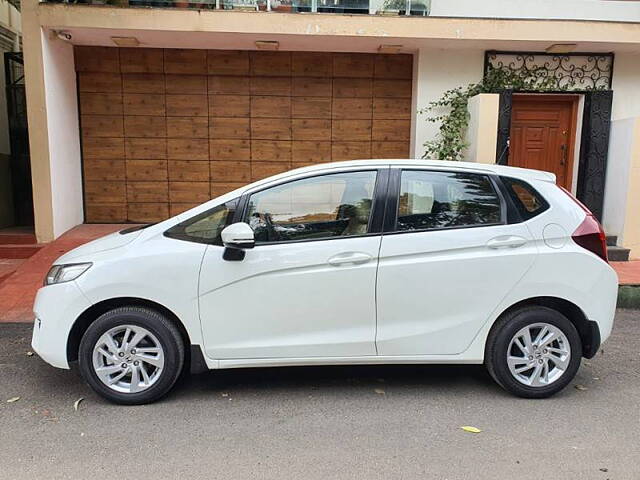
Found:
<box><xmin>624</xmin><ymin>120</ymin><xmax>640</xmax><ymax>260</ymax></box>
<box><xmin>23</xmin><ymin>25</ymin><xmax>83</xmax><ymax>242</ymax></box>
<box><xmin>0</xmin><ymin>0</ymin><xmax>20</xmax><ymax>35</ymax></box>
<box><xmin>412</xmin><ymin>48</ymin><xmax>485</xmax><ymax>159</ymax></box>
<box><xmin>31</xmin><ymin>3</ymin><xmax>640</xmax><ymax>46</ymax></box>
<box><xmin>603</xmin><ymin>117</ymin><xmax>640</xmax><ymax>259</ymax></box>
<box><xmin>465</xmin><ymin>93</ymin><xmax>499</xmax><ymax>164</ymax></box>
<box><xmin>605</xmin><ymin>53</ymin><xmax>640</xmax><ymax>255</ymax></box>
<box><xmin>23</xmin><ymin>0</ymin><xmax>55</xmax><ymax>242</ymax></box>
<box><xmin>611</xmin><ymin>53</ymin><xmax>640</xmax><ymax>122</ymax></box>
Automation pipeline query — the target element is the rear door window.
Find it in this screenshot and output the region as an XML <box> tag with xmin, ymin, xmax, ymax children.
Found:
<box><xmin>396</xmin><ymin>170</ymin><xmax>502</xmax><ymax>231</ymax></box>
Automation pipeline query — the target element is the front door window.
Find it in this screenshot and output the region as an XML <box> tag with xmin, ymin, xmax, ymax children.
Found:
<box><xmin>244</xmin><ymin>171</ymin><xmax>378</xmax><ymax>243</ymax></box>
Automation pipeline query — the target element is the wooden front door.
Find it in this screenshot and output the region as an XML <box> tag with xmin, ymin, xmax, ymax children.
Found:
<box><xmin>509</xmin><ymin>95</ymin><xmax>579</xmax><ymax>189</ymax></box>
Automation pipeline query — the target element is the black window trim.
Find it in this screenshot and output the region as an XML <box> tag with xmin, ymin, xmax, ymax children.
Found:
<box><xmin>238</xmin><ymin>167</ymin><xmax>390</xmax><ymax>247</ymax></box>
<box><xmin>163</xmin><ymin>197</ymin><xmax>240</xmax><ymax>245</ymax></box>
<box><xmin>161</xmin><ymin>166</ymin><xmax>533</xmax><ymax>246</ymax></box>
<box><xmin>495</xmin><ymin>175</ymin><xmax>550</xmax><ymax>223</ymax></box>
<box><xmin>382</xmin><ymin>167</ymin><xmax>508</xmax><ymax>236</ymax></box>
<box><xmin>493</xmin><ymin>175</ymin><xmax>524</xmax><ymax>224</ymax></box>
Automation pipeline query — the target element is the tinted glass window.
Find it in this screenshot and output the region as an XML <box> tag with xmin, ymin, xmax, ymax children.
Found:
<box><xmin>397</xmin><ymin>170</ymin><xmax>502</xmax><ymax>231</ymax></box>
<box><xmin>501</xmin><ymin>177</ymin><xmax>549</xmax><ymax>220</ymax></box>
<box><xmin>165</xmin><ymin>199</ymin><xmax>237</xmax><ymax>245</ymax></box>
<box><xmin>245</xmin><ymin>171</ymin><xmax>377</xmax><ymax>244</ymax></box>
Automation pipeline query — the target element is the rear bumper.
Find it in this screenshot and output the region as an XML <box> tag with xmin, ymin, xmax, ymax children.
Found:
<box><xmin>31</xmin><ymin>282</ymin><xmax>92</xmax><ymax>369</ymax></box>
<box><xmin>593</xmin><ymin>263</ymin><xmax>618</xmax><ymax>343</ymax></box>
<box><xmin>582</xmin><ymin>262</ymin><xmax>617</xmax><ymax>357</ymax></box>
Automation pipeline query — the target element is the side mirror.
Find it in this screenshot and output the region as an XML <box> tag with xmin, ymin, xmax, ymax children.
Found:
<box><xmin>221</xmin><ymin>223</ymin><xmax>255</xmax><ymax>261</ymax></box>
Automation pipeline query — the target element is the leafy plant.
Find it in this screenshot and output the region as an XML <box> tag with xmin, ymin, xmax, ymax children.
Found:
<box><xmin>420</xmin><ymin>65</ymin><xmax>565</xmax><ymax>161</ymax></box>
<box><xmin>382</xmin><ymin>0</ymin><xmax>405</xmax><ymax>10</ymax></box>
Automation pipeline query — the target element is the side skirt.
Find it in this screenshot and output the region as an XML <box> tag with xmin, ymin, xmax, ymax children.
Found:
<box><xmin>214</xmin><ymin>355</ymin><xmax>484</xmax><ymax>370</ymax></box>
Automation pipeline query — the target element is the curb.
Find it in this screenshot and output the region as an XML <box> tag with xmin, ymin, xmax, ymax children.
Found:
<box><xmin>618</xmin><ymin>285</ymin><xmax>640</xmax><ymax>309</ymax></box>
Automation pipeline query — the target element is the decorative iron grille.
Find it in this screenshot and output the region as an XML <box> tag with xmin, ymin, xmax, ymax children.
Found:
<box><xmin>484</xmin><ymin>51</ymin><xmax>614</xmax><ymax>91</ymax></box>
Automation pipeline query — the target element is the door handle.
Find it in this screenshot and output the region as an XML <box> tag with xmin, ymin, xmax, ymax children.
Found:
<box><xmin>327</xmin><ymin>252</ymin><xmax>372</xmax><ymax>266</ymax></box>
<box><xmin>560</xmin><ymin>144</ymin><xmax>567</xmax><ymax>166</ymax></box>
<box><xmin>486</xmin><ymin>236</ymin><xmax>527</xmax><ymax>249</ymax></box>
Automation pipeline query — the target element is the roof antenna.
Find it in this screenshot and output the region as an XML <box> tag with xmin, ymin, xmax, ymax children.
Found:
<box><xmin>496</xmin><ymin>138</ymin><xmax>510</xmax><ymax>166</ymax></box>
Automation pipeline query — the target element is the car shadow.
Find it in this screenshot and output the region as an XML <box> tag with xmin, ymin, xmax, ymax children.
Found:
<box><xmin>175</xmin><ymin>363</ymin><xmax>505</xmax><ymax>399</ymax></box>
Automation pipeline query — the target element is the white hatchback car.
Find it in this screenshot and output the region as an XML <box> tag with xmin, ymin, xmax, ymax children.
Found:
<box><xmin>32</xmin><ymin>160</ymin><xmax>618</xmax><ymax>404</ymax></box>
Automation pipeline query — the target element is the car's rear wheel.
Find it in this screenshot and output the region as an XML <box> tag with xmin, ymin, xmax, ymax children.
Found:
<box><xmin>78</xmin><ymin>307</ymin><xmax>185</xmax><ymax>405</ymax></box>
<box><xmin>485</xmin><ymin>306</ymin><xmax>582</xmax><ymax>398</ymax></box>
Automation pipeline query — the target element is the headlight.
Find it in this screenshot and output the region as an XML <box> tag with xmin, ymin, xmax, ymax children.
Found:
<box><xmin>44</xmin><ymin>263</ymin><xmax>92</xmax><ymax>286</ymax></box>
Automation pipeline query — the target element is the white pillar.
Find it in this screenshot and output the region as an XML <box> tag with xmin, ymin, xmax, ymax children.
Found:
<box><xmin>465</xmin><ymin>93</ymin><xmax>499</xmax><ymax>164</ymax></box>
<box><xmin>41</xmin><ymin>32</ymin><xmax>84</xmax><ymax>239</ymax></box>
<box><xmin>24</xmin><ymin>1</ymin><xmax>84</xmax><ymax>243</ymax></box>
<box><xmin>411</xmin><ymin>47</ymin><xmax>485</xmax><ymax>160</ymax></box>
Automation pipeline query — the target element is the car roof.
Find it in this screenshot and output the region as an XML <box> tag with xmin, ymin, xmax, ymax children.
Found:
<box><xmin>255</xmin><ymin>159</ymin><xmax>557</xmax><ymax>185</ymax></box>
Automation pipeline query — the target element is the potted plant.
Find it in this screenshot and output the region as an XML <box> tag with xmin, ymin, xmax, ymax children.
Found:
<box><xmin>233</xmin><ymin>0</ymin><xmax>259</xmax><ymax>10</ymax></box>
<box><xmin>273</xmin><ymin>0</ymin><xmax>293</xmax><ymax>12</ymax></box>
<box><xmin>378</xmin><ymin>0</ymin><xmax>403</xmax><ymax>15</ymax></box>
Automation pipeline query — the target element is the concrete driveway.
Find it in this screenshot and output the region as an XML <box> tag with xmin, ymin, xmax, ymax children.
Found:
<box><xmin>1</xmin><ymin>310</ymin><xmax>638</xmax><ymax>479</ymax></box>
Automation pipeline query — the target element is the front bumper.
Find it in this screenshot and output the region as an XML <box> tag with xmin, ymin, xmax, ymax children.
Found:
<box><xmin>31</xmin><ymin>281</ymin><xmax>92</xmax><ymax>369</ymax></box>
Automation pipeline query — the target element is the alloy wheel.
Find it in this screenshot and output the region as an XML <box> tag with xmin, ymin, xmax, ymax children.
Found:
<box><xmin>506</xmin><ymin>322</ymin><xmax>571</xmax><ymax>387</ymax></box>
<box><xmin>92</xmin><ymin>325</ymin><xmax>165</xmax><ymax>394</ymax></box>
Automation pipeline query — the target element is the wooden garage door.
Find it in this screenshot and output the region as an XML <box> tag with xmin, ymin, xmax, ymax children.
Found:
<box><xmin>75</xmin><ymin>47</ymin><xmax>412</xmax><ymax>223</ymax></box>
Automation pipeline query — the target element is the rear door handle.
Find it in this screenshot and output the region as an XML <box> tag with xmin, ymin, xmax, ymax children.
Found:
<box><xmin>327</xmin><ymin>252</ymin><xmax>372</xmax><ymax>266</ymax></box>
<box><xmin>486</xmin><ymin>235</ymin><xmax>528</xmax><ymax>249</ymax></box>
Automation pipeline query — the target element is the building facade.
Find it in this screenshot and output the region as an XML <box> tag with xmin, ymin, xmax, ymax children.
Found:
<box><xmin>19</xmin><ymin>0</ymin><xmax>640</xmax><ymax>259</ymax></box>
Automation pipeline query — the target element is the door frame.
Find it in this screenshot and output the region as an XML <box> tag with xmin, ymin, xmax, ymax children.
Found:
<box><xmin>4</xmin><ymin>51</ymin><xmax>34</xmax><ymax>227</ymax></box>
<box><xmin>508</xmin><ymin>93</ymin><xmax>580</xmax><ymax>191</ymax></box>
<box><xmin>496</xmin><ymin>89</ymin><xmax>613</xmax><ymax>221</ymax></box>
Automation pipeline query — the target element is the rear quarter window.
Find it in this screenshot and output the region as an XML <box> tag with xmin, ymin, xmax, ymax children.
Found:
<box><xmin>501</xmin><ymin>177</ymin><xmax>549</xmax><ymax>221</ymax></box>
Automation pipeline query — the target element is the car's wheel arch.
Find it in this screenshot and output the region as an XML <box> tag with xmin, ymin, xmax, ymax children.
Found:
<box><xmin>67</xmin><ymin>297</ymin><xmax>193</xmax><ymax>366</ymax></box>
<box><xmin>488</xmin><ymin>296</ymin><xmax>600</xmax><ymax>359</ymax></box>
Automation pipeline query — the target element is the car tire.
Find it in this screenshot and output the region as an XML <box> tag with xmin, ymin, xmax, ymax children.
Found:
<box><xmin>485</xmin><ymin>306</ymin><xmax>582</xmax><ymax>399</ymax></box>
<box><xmin>78</xmin><ymin>306</ymin><xmax>185</xmax><ymax>405</ymax></box>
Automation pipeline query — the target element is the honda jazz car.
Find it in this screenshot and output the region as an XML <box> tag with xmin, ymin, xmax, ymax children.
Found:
<box><xmin>31</xmin><ymin>160</ymin><xmax>618</xmax><ymax>404</ymax></box>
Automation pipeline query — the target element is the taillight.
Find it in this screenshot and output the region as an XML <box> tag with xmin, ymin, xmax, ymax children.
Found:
<box><xmin>572</xmin><ymin>214</ymin><xmax>608</xmax><ymax>262</ymax></box>
<box><xmin>560</xmin><ymin>187</ymin><xmax>608</xmax><ymax>262</ymax></box>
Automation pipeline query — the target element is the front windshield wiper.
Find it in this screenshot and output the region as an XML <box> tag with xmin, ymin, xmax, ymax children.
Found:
<box><xmin>119</xmin><ymin>223</ymin><xmax>156</xmax><ymax>235</ymax></box>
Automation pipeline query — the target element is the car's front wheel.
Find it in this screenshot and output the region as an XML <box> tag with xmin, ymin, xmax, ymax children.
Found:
<box><xmin>485</xmin><ymin>306</ymin><xmax>582</xmax><ymax>398</ymax></box>
<box><xmin>78</xmin><ymin>307</ymin><xmax>185</xmax><ymax>405</ymax></box>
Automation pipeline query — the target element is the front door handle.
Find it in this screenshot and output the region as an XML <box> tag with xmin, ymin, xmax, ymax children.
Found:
<box><xmin>486</xmin><ymin>235</ymin><xmax>527</xmax><ymax>249</ymax></box>
<box><xmin>327</xmin><ymin>252</ymin><xmax>372</xmax><ymax>266</ymax></box>
<box><xmin>560</xmin><ymin>144</ymin><xmax>568</xmax><ymax>166</ymax></box>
